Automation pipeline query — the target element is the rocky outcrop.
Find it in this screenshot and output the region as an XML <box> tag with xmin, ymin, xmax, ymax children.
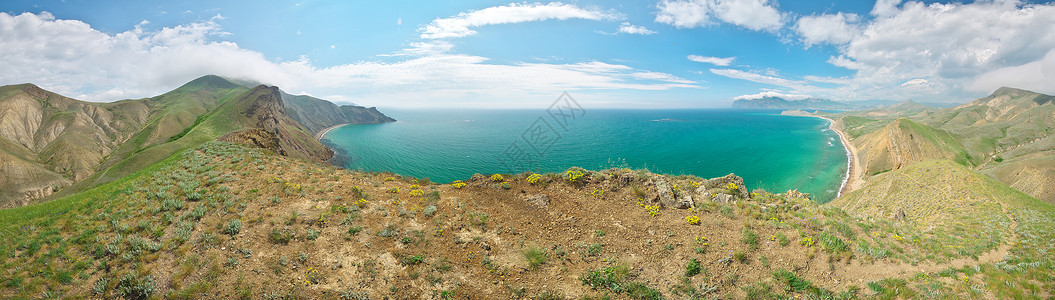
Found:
<box><xmin>221</xmin><ymin>86</ymin><xmax>334</xmax><ymax>162</ymax></box>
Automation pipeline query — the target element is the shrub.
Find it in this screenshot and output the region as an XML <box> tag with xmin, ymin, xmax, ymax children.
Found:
<box><xmin>527</xmin><ymin>173</ymin><xmax>543</xmax><ymax>184</ymax></box>
<box><xmin>685</xmin><ymin>258</ymin><xmax>702</xmax><ymax>277</ymax></box>
<box><xmin>115</xmin><ymin>271</ymin><xmax>156</xmax><ymax>300</ymax></box>
<box><xmin>452</xmin><ymin>181</ymin><xmax>467</xmax><ymax>189</ymax></box>
<box><xmin>490</xmin><ymin>174</ymin><xmax>504</xmax><ymax>182</ymax></box>
<box><xmin>566</xmin><ymin>169</ymin><xmax>585</xmax><ymax>182</ymax></box>
<box><xmin>223</xmin><ymin>219</ymin><xmax>242</xmax><ymax>236</ymax></box>
<box><xmin>423</xmin><ymin>205</ymin><xmax>438</xmax><ymax>216</ymax></box>
<box><xmin>686</xmin><ymin>215</ymin><xmax>700</xmax><ymax>225</ymax></box>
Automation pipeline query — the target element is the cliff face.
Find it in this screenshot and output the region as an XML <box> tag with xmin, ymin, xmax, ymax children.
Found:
<box><xmin>219</xmin><ymin>86</ymin><xmax>334</xmax><ymax>162</ymax></box>
<box><xmin>281</xmin><ymin>92</ymin><xmax>395</xmax><ymax>134</ymax></box>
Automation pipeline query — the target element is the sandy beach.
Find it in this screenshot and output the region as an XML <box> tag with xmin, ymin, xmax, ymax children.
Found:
<box><xmin>315</xmin><ymin>123</ymin><xmax>349</xmax><ymax>140</ymax></box>
<box><xmin>815</xmin><ymin>115</ymin><xmax>864</xmax><ymax>197</ymax></box>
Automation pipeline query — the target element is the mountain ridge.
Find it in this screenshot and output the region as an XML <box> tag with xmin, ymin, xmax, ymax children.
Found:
<box><xmin>0</xmin><ymin>75</ymin><xmax>395</xmax><ymax>208</ymax></box>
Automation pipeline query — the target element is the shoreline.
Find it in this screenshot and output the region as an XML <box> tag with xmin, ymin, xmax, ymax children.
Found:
<box><xmin>814</xmin><ymin>115</ymin><xmax>862</xmax><ymax>198</ymax></box>
<box><xmin>315</xmin><ymin>123</ymin><xmax>349</xmax><ymax>141</ymax></box>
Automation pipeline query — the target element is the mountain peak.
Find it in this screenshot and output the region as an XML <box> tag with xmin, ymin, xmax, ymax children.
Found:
<box><xmin>175</xmin><ymin>75</ymin><xmax>240</xmax><ymax>91</ymax></box>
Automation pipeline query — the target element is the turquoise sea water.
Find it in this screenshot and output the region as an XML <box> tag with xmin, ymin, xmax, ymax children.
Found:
<box><xmin>323</xmin><ymin>109</ymin><xmax>848</xmax><ymax>203</ymax></box>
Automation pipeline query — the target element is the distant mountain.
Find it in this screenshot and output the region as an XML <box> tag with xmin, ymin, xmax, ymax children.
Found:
<box><xmin>732</xmin><ymin>97</ymin><xmax>859</xmax><ymax>110</ymax></box>
<box><xmin>0</xmin><ymin>75</ymin><xmax>394</xmax><ymax>208</ymax></box>
<box><xmin>281</xmin><ymin>91</ymin><xmax>395</xmax><ymax>134</ymax></box>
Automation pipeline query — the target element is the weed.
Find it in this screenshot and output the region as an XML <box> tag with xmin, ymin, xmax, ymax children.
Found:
<box><xmin>742</xmin><ymin>228</ymin><xmax>759</xmax><ymax>250</ymax></box>
<box><xmin>685</xmin><ymin>258</ymin><xmax>702</xmax><ymax>277</ymax></box>
<box><xmin>305</xmin><ymin>229</ymin><xmax>320</xmax><ymax>240</ymax></box>
<box><xmin>595</xmin><ymin>230</ymin><xmax>606</xmax><ymax>237</ymax></box>
<box><xmin>269</xmin><ymin>227</ymin><xmax>296</xmax><ymax>244</ymax></box>
<box><xmin>733</xmin><ymin>250</ymin><xmax>748</xmax><ymax>263</ymax></box>
<box><xmin>223</xmin><ymin>219</ymin><xmax>242</xmax><ymax>236</ymax></box>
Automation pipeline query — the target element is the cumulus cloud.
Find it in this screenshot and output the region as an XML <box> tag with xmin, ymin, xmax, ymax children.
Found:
<box><xmin>419</xmin><ymin>2</ymin><xmax>617</xmax><ymax>39</ymax></box>
<box><xmin>794</xmin><ymin>12</ymin><xmax>860</xmax><ymax>46</ymax></box>
<box><xmin>687</xmin><ymin>55</ymin><xmax>734</xmax><ymax>66</ymax></box>
<box><xmin>654</xmin><ymin>0</ymin><xmax>784</xmax><ymax>32</ymax></box>
<box><xmin>0</xmin><ymin>12</ymin><xmax>695</xmax><ymax>106</ymax></box>
<box><xmin>733</xmin><ymin>91</ymin><xmax>811</xmax><ymax>100</ymax></box>
<box><xmin>775</xmin><ymin>1</ymin><xmax>1055</xmax><ymax>100</ymax></box>
<box><xmin>617</xmin><ymin>22</ymin><xmax>656</xmax><ymax>35</ymax></box>
<box><xmin>969</xmin><ymin>49</ymin><xmax>1055</xmax><ymax>94</ymax></box>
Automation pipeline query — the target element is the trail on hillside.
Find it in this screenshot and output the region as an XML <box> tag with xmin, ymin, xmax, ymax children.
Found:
<box><xmin>827</xmin><ymin>174</ymin><xmax>1020</xmax><ymax>289</ymax></box>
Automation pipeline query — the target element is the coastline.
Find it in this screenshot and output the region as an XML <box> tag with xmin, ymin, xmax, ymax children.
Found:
<box><xmin>815</xmin><ymin>115</ymin><xmax>862</xmax><ymax>198</ymax></box>
<box><xmin>315</xmin><ymin>123</ymin><xmax>349</xmax><ymax>141</ymax></box>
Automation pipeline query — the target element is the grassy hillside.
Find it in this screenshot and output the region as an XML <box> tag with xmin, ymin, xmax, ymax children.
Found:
<box><xmin>1</xmin><ymin>142</ymin><xmax>1051</xmax><ymax>299</ymax></box>
<box><xmin>1</xmin><ymin>75</ymin><xmax>394</xmax><ymax>209</ymax></box>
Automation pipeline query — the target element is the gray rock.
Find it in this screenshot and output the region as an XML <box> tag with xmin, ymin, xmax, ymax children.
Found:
<box><xmin>674</xmin><ymin>195</ymin><xmax>693</xmax><ymax>209</ymax></box>
<box><xmin>652</xmin><ymin>176</ymin><xmax>677</xmax><ymax>207</ymax></box>
<box><xmin>525</xmin><ymin>194</ymin><xmax>550</xmax><ymax>208</ymax></box>
<box><xmin>705</xmin><ymin>174</ymin><xmax>750</xmax><ymax>199</ymax></box>
<box><xmin>712</xmin><ymin>193</ymin><xmax>734</xmax><ymax>204</ymax></box>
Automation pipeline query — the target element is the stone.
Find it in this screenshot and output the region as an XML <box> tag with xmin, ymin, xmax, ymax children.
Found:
<box><xmin>674</xmin><ymin>195</ymin><xmax>693</xmax><ymax>209</ymax></box>
<box><xmin>652</xmin><ymin>176</ymin><xmax>677</xmax><ymax>207</ymax></box>
<box><xmin>525</xmin><ymin>194</ymin><xmax>550</xmax><ymax>208</ymax></box>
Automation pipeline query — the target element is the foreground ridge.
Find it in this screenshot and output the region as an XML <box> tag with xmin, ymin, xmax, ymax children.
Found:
<box><xmin>1</xmin><ymin>142</ymin><xmax>1051</xmax><ymax>299</ymax></box>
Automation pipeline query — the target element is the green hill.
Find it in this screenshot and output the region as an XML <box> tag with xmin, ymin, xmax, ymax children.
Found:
<box><xmin>0</xmin><ymin>76</ymin><xmax>395</xmax><ymax>208</ymax></box>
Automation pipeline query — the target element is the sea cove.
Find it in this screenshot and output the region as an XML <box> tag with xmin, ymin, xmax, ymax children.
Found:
<box><xmin>324</xmin><ymin>109</ymin><xmax>849</xmax><ymax>203</ymax></box>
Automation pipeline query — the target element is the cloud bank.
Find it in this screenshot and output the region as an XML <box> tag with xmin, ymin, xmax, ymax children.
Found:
<box><xmin>0</xmin><ymin>11</ymin><xmax>695</xmax><ymax>107</ymax></box>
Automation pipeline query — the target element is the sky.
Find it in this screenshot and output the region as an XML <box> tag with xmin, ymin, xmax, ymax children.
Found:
<box><xmin>2</xmin><ymin>0</ymin><xmax>1055</xmax><ymax>108</ymax></box>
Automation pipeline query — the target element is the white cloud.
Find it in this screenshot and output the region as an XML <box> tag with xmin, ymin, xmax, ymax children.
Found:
<box><xmin>733</xmin><ymin>91</ymin><xmax>811</xmax><ymax>100</ymax></box>
<box><xmin>419</xmin><ymin>2</ymin><xmax>617</xmax><ymax>39</ymax></box>
<box><xmin>969</xmin><ymin>49</ymin><xmax>1055</xmax><ymax>94</ymax></box>
<box><xmin>0</xmin><ymin>12</ymin><xmax>696</xmax><ymax>107</ymax></box>
<box><xmin>617</xmin><ymin>22</ymin><xmax>656</xmax><ymax>35</ymax></box>
<box><xmin>783</xmin><ymin>1</ymin><xmax>1055</xmax><ymax>100</ymax></box>
<box><xmin>687</xmin><ymin>55</ymin><xmax>734</xmax><ymax>66</ymax></box>
<box><xmin>710</xmin><ymin>68</ymin><xmax>810</xmax><ymax>90</ymax></box>
<box><xmin>655</xmin><ymin>0</ymin><xmax>784</xmax><ymax>32</ymax></box>
<box><xmin>871</xmin><ymin>0</ymin><xmax>902</xmax><ymax>17</ymax></box>
<box><xmin>794</xmin><ymin>12</ymin><xmax>860</xmax><ymax>46</ymax></box>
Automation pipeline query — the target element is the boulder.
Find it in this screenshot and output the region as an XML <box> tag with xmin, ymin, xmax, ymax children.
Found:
<box><xmin>705</xmin><ymin>174</ymin><xmax>750</xmax><ymax>199</ymax></box>
<box><xmin>652</xmin><ymin>176</ymin><xmax>677</xmax><ymax>207</ymax></box>
<box><xmin>674</xmin><ymin>195</ymin><xmax>693</xmax><ymax>209</ymax></box>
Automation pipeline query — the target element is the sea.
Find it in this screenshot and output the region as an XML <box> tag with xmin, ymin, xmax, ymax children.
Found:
<box><xmin>322</xmin><ymin>109</ymin><xmax>848</xmax><ymax>203</ymax></box>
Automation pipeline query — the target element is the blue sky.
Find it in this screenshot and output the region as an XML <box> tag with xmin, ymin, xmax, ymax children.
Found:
<box><xmin>2</xmin><ymin>1</ymin><xmax>1055</xmax><ymax>108</ymax></box>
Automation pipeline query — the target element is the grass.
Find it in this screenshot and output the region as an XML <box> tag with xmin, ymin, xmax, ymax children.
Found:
<box><xmin>522</xmin><ymin>246</ymin><xmax>548</xmax><ymax>269</ymax></box>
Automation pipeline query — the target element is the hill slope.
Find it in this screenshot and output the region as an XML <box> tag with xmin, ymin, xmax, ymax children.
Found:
<box><xmin>1</xmin><ymin>142</ymin><xmax>1052</xmax><ymax>299</ymax></box>
<box><xmin>0</xmin><ymin>76</ymin><xmax>395</xmax><ymax>208</ymax></box>
<box><xmin>852</xmin><ymin>118</ymin><xmax>972</xmax><ymax>176</ymax></box>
